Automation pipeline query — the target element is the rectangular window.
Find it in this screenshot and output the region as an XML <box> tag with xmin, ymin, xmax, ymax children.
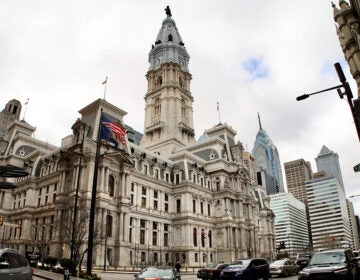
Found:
<box><xmin>165</xmin><ymin>203</ymin><xmax>169</xmax><ymax>213</ymax></box>
<box><xmin>153</xmin><ymin>222</ymin><xmax>158</xmax><ymax>230</ymax></box>
<box><xmin>131</xmin><ymin>183</ymin><xmax>134</xmax><ymax>192</ymax></box>
<box><xmin>140</xmin><ymin>219</ymin><xmax>146</xmax><ymax>228</ymax></box>
<box><xmin>141</xmin><ymin>197</ymin><xmax>146</xmax><ymax>208</ymax></box>
<box><xmin>208</xmin><ymin>204</ymin><xmax>211</xmax><ymax>216</ymax></box>
<box><xmin>200</xmin><ymin>202</ymin><xmax>204</xmax><ymax>215</ymax></box>
<box><xmin>176</xmin><ymin>199</ymin><xmax>181</xmax><ymax>213</ymax></box>
<box><xmin>131</xmin><ymin>194</ymin><xmax>134</xmax><ymax>205</ymax></box>
<box><xmin>154</xmin><ymin>190</ymin><xmax>158</xmax><ymax>199</ymax></box>
<box><xmin>140</xmin><ymin>229</ymin><xmax>145</xmax><ymax>244</ymax></box>
<box><xmin>165</xmin><ymin>193</ymin><xmax>169</xmax><ymax>201</ymax></box>
<box><xmin>152</xmin><ymin>231</ymin><xmax>157</xmax><ymax>246</ymax></box>
<box><xmin>192</xmin><ymin>200</ymin><xmax>196</xmax><ymax>213</ymax></box>
<box><xmin>154</xmin><ymin>200</ymin><xmax>158</xmax><ymax>210</ymax></box>
<box><xmin>164</xmin><ymin>232</ymin><xmax>168</xmax><ymax>247</ymax></box>
<box><xmin>164</xmin><ymin>224</ymin><xmax>169</xmax><ymax>232</ymax></box>
<box><xmin>142</xmin><ymin>186</ymin><xmax>146</xmax><ymax>195</ymax></box>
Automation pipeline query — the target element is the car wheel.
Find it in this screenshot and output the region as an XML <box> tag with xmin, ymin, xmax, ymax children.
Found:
<box><xmin>283</xmin><ymin>270</ymin><xmax>289</xmax><ymax>277</ymax></box>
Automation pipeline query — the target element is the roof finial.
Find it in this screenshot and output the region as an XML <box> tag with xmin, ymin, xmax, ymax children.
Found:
<box><xmin>258</xmin><ymin>112</ymin><xmax>263</xmax><ymax>130</ymax></box>
<box><xmin>165</xmin><ymin>6</ymin><xmax>172</xmax><ymax>17</ymax></box>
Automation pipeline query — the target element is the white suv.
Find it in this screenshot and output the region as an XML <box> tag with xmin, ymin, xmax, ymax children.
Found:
<box><xmin>0</xmin><ymin>248</ymin><xmax>33</xmax><ymax>280</ymax></box>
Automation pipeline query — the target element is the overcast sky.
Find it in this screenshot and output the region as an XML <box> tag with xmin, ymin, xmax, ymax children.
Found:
<box><xmin>2</xmin><ymin>1</ymin><xmax>360</xmax><ymax>214</ymax></box>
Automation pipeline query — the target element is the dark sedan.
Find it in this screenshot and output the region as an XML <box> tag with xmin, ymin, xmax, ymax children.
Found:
<box><xmin>197</xmin><ymin>263</ymin><xmax>229</xmax><ymax>280</ymax></box>
<box><xmin>220</xmin><ymin>258</ymin><xmax>270</xmax><ymax>280</ymax></box>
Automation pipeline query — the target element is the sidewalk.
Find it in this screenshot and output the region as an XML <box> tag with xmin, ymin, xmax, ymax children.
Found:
<box><xmin>33</xmin><ymin>268</ymin><xmax>82</xmax><ymax>280</ymax></box>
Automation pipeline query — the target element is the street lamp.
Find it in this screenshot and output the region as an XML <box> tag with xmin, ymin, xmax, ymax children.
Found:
<box><xmin>296</xmin><ymin>62</ymin><xmax>360</xmax><ymax>142</ymax></box>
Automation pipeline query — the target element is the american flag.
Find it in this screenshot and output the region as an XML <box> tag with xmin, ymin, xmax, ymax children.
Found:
<box><xmin>101</xmin><ymin>113</ymin><xmax>127</xmax><ymax>146</ymax></box>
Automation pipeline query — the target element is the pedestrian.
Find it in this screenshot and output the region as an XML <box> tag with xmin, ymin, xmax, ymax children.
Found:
<box><xmin>175</xmin><ymin>261</ymin><xmax>181</xmax><ymax>274</ymax></box>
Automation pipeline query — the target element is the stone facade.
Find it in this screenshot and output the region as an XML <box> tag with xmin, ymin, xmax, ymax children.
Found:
<box><xmin>0</xmin><ymin>7</ymin><xmax>275</xmax><ymax>269</ymax></box>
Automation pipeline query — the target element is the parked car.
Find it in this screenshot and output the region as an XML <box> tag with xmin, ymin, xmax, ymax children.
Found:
<box><xmin>270</xmin><ymin>258</ymin><xmax>299</xmax><ymax>277</ymax></box>
<box><xmin>220</xmin><ymin>258</ymin><xmax>270</xmax><ymax>280</ymax></box>
<box><xmin>298</xmin><ymin>248</ymin><xmax>358</xmax><ymax>280</ymax></box>
<box><xmin>294</xmin><ymin>253</ymin><xmax>311</xmax><ymax>270</ymax></box>
<box><xmin>197</xmin><ymin>263</ymin><xmax>229</xmax><ymax>280</ymax></box>
<box><xmin>134</xmin><ymin>267</ymin><xmax>181</xmax><ymax>280</ymax></box>
<box><xmin>0</xmin><ymin>248</ymin><xmax>33</xmax><ymax>280</ymax></box>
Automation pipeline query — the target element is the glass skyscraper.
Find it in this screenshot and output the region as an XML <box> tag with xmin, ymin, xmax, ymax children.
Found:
<box><xmin>252</xmin><ymin>114</ymin><xmax>284</xmax><ymax>194</ymax></box>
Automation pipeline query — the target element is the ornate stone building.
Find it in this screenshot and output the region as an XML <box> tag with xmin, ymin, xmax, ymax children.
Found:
<box><xmin>0</xmin><ymin>7</ymin><xmax>275</xmax><ymax>268</ymax></box>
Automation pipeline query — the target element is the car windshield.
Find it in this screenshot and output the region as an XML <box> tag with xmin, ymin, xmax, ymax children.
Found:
<box><xmin>272</xmin><ymin>259</ymin><xmax>286</xmax><ymax>265</ymax></box>
<box><xmin>205</xmin><ymin>263</ymin><xmax>219</xmax><ymax>269</ymax></box>
<box><xmin>139</xmin><ymin>267</ymin><xmax>173</xmax><ymax>278</ymax></box>
<box><xmin>310</xmin><ymin>252</ymin><xmax>346</xmax><ymax>265</ymax></box>
<box><xmin>232</xmin><ymin>260</ymin><xmax>251</xmax><ymax>267</ymax></box>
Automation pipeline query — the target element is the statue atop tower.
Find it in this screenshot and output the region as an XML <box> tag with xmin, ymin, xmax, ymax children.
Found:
<box><xmin>165</xmin><ymin>5</ymin><xmax>172</xmax><ymax>17</ymax></box>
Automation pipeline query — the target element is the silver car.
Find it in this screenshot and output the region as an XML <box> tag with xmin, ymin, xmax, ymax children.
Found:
<box><xmin>0</xmin><ymin>248</ymin><xmax>33</xmax><ymax>280</ymax></box>
<box><xmin>135</xmin><ymin>267</ymin><xmax>181</xmax><ymax>280</ymax></box>
<box><xmin>270</xmin><ymin>258</ymin><xmax>299</xmax><ymax>277</ymax></box>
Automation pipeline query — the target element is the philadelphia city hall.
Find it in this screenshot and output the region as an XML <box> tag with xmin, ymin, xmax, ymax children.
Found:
<box><xmin>0</xmin><ymin>7</ymin><xmax>275</xmax><ymax>268</ymax></box>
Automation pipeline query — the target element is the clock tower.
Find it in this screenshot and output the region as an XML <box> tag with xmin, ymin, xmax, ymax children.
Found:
<box><xmin>140</xmin><ymin>6</ymin><xmax>195</xmax><ymax>156</ymax></box>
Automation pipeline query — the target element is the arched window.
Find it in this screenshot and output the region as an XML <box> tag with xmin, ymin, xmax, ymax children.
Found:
<box><xmin>154</xmin><ymin>252</ymin><xmax>158</xmax><ymax>263</ymax></box>
<box><xmin>193</xmin><ymin>228</ymin><xmax>197</xmax><ymax>246</ymax></box>
<box><xmin>106</xmin><ymin>215</ymin><xmax>113</xmax><ymax>237</ymax></box>
<box><xmin>181</xmin><ymin>99</ymin><xmax>186</xmax><ymax>117</ymax></box>
<box><xmin>154</xmin><ymin>97</ymin><xmax>161</xmax><ymax>115</ymax></box>
<box><xmin>108</xmin><ymin>175</ymin><xmax>115</xmax><ymax>197</ymax></box>
<box><xmin>155</xmin><ymin>76</ymin><xmax>162</xmax><ymax>87</ymax></box>
<box><xmin>179</xmin><ymin>77</ymin><xmax>184</xmax><ymax>88</ymax></box>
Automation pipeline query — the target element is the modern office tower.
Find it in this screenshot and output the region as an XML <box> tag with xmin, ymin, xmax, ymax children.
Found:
<box><xmin>243</xmin><ymin>151</ymin><xmax>257</xmax><ymax>185</ymax></box>
<box><xmin>0</xmin><ymin>7</ymin><xmax>275</xmax><ymax>268</ymax></box>
<box><xmin>284</xmin><ymin>159</ymin><xmax>314</xmax><ymax>246</ymax></box>
<box><xmin>305</xmin><ymin>171</ymin><xmax>352</xmax><ymax>251</ymax></box>
<box><xmin>315</xmin><ymin>145</ymin><xmax>345</xmax><ymax>189</ymax></box>
<box><xmin>252</xmin><ymin>114</ymin><xmax>284</xmax><ymax>194</ymax></box>
<box><xmin>284</xmin><ymin>159</ymin><xmax>313</xmax><ymax>204</ymax></box>
<box><xmin>347</xmin><ymin>200</ymin><xmax>360</xmax><ymax>249</ymax></box>
<box><xmin>269</xmin><ymin>192</ymin><xmax>309</xmax><ymax>257</ymax></box>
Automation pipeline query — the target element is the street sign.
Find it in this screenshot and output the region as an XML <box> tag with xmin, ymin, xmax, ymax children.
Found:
<box><xmin>354</xmin><ymin>163</ymin><xmax>360</xmax><ymax>172</ymax></box>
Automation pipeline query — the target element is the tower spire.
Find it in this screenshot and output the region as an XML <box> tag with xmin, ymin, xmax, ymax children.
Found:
<box><xmin>258</xmin><ymin>112</ymin><xmax>263</xmax><ymax>130</ymax></box>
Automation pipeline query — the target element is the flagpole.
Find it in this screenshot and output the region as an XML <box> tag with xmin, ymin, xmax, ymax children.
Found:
<box><xmin>86</xmin><ymin>108</ymin><xmax>103</xmax><ymax>275</ymax></box>
<box><xmin>22</xmin><ymin>98</ymin><xmax>29</xmax><ymax>121</ymax></box>
<box><xmin>103</xmin><ymin>77</ymin><xmax>108</xmax><ymax>100</ymax></box>
<box><xmin>217</xmin><ymin>101</ymin><xmax>221</xmax><ymax>123</ymax></box>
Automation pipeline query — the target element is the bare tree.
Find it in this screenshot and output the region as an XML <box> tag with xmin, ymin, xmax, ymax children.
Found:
<box><xmin>60</xmin><ymin>208</ymin><xmax>105</xmax><ymax>271</ymax></box>
<box><xmin>30</xmin><ymin>219</ymin><xmax>55</xmax><ymax>267</ymax></box>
